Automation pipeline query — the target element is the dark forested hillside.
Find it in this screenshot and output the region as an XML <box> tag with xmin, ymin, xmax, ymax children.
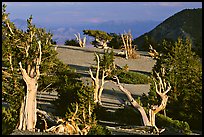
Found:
<box><xmin>133</xmin><ymin>8</ymin><xmax>202</xmax><ymax>57</ymax></box>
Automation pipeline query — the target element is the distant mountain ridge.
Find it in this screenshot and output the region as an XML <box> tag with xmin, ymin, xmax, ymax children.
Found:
<box><xmin>12</xmin><ymin>18</ymin><xmax>160</xmax><ymax>45</ymax></box>
<box><xmin>133</xmin><ymin>8</ymin><xmax>202</xmax><ymax>57</ymax></box>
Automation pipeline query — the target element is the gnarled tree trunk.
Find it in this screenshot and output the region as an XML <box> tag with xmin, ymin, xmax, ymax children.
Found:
<box><xmin>113</xmin><ymin>76</ymin><xmax>151</xmax><ymax>126</ymax></box>
<box><xmin>89</xmin><ymin>53</ymin><xmax>108</xmax><ymax>104</ymax></box>
<box><xmin>112</xmin><ymin>67</ymin><xmax>171</xmax><ymax>134</ymax></box>
<box><xmin>18</xmin><ymin>41</ymin><xmax>42</xmax><ymax>131</ymax></box>
<box><xmin>98</xmin><ymin>70</ymin><xmax>108</xmax><ymax>104</ymax></box>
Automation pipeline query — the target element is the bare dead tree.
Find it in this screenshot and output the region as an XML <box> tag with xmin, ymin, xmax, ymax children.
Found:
<box><xmin>148</xmin><ymin>45</ymin><xmax>159</xmax><ymax>59</ymax></box>
<box><xmin>88</xmin><ymin>53</ymin><xmax>109</xmax><ymax>105</ymax></box>
<box><xmin>74</xmin><ymin>33</ymin><xmax>86</xmax><ymax>47</ymax></box>
<box><xmin>112</xmin><ymin>67</ymin><xmax>171</xmax><ymax>134</ymax></box>
<box><xmin>121</xmin><ymin>31</ymin><xmax>140</xmax><ymax>59</ymax></box>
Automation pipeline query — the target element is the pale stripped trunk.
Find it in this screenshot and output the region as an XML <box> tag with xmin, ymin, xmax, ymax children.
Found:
<box><xmin>18</xmin><ymin>78</ymin><xmax>38</xmax><ymax>131</ymax></box>
<box><xmin>93</xmin><ymin>79</ymin><xmax>99</xmax><ymax>103</ymax></box>
<box><xmin>116</xmin><ymin>81</ymin><xmax>151</xmax><ymax>126</ymax></box>
<box><xmin>98</xmin><ymin>70</ymin><xmax>107</xmax><ymax>105</ymax></box>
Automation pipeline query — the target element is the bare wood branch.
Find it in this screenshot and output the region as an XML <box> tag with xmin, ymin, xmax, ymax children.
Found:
<box><xmin>19</xmin><ymin>62</ymin><xmax>30</xmax><ymax>83</ymax></box>
<box><xmin>163</xmin><ymin>82</ymin><xmax>171</xmax><ymax>95</ymax></box>
<box><xmin>37</xmin><ymin>109</ymin><xmax>56</xmax><ymax>124</ymax></box>
<box><xmin>74</xmin><ymin>34</ymin><xmax>79</xmax><ymax>41</ymax></box>
<box><xmin>25</xmin><ymin>42</ymin><xmax>30</xmax><ymax>58</ymax></box>
<box><xmin>82</xmin><ymin>37</ymin><xmax>86</xmax><ymax>47</ymax></box>
<box><xmin>112</xmin><ymin>76</ymin><xmax>151</xmax><ymax>126</ymax></box>
<box><xmin>121</xmin><ymin>34</ymin><xmax>126</xmax><ymax>49</ymax></box>
<box><xmin>88</xmin><ymin>68</ymin><xmax>96</xmax><ymax>81</ymax></box>
<box><xmin>72</xmin><ymin>103</ymin><xmax>79</xmax><ymax>120</ymax></box>
<box><xmin>37</xmin><ymin>40</ymin><xmax>42</xmax><ymax>66</ymax></box>
<box><xmin>74</xmin><ymin>33</ymin><xmax>86</xmax><ymax>47</ymax></box>
<box><xmin>27</xmin><ymin>64</ymin><xmax>31</xmax><ymax>76</ymax></box>
<box><xmin>98</xmin><ymin>70</ymin><xmax>108</xmax><ymax>104</ymax></box>
<box><xmin>81</xmin><ymin>125</ymin><xmax>91</xmax><ymax>135</ymax></box>
<box><xmin>88</xmin><ymin>100</ymin><xmax>91</xmax><ymax>117</ymax></box>
<box><xmin>148</xmin><ymin>45</ymin><xmax>159</xmax><ymax>59</ymax></box>
<box><xmin>35</xmin><ymin>40</ymin><xmax>42</xmax><ymax>80</ymax></box>
<box><xmin>39</xmin><ymin>83</ymin><xmax>53</xmax><ymax>93</ymax></box>
<box><xmin>153</xmin><ymin>78</ymin><xmax>161</xmax><ymax>96</ymax></box>
<box><xmin>9</xmin><ymin>54</ymin><xmax>14</xmax><ymax>72</ymax></box>
<box><xmin>2</xmin><ymin>70</ymin><xmax>12</xmax><ymax>78</ymax></box>
<box><xmin>6</xmin><ymin>21</ymin><xmax>14</xmax><ymax>35</ymax></box>
<box><xmin>94</xmin><ymin>53</ymin><xmax>100</xmax><ymax>79</ymax></box>
<box><xmin>16</xmin><ymin>45</ymin><xmax>24</xmax><ymax>49</ymax></box>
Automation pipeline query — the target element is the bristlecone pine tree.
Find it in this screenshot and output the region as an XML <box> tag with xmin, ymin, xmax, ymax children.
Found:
<box><xmin>2</xmin><ymin>4</ymin><xmax>58</xmax><ymax>132</ymax></box>
<box><xmin>150</xmin><ymin>38</ymin><xmax>202</xmax><ymax>131</ymax></box>
<box><xmin>83</xmin><ymin>30</ymin><xmax>113</xmax><ymax>49</ymax></box>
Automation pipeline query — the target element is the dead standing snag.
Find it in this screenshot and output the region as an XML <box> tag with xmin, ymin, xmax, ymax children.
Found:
<box><xmin>121</xmin><ymin>31</ymin><xmax>140</xmax><ymax>59</ymax></box>
<box><xmin>88</xmin><ymin>52</ymin><xmax>109</xmax><ymax>104</ymax></box>
<box><xmin>74</xmin><ymin>33</ymin><xmax>86</xmax><ymax>47</ymax></box>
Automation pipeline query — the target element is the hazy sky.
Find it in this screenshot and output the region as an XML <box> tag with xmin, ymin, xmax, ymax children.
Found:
<box><xmin>3</xmin><ymin>2</ymin><xmax>202</xmax><ymax>27</ymax></box>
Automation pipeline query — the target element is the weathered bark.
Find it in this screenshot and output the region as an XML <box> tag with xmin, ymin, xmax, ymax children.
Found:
<box><xmin>18</xmin><ymin>41</ymin><xmax>42</xmax><ymax>131</ymax></box>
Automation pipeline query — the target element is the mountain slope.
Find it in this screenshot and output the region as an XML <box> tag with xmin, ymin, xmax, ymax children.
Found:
<box><xmin>133</xmin><ymin>8</ymin><xmax>202</xmax><ymax>57</ymax></box>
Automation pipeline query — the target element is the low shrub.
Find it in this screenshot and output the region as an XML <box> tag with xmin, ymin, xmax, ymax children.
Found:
<box><xmin>64</xmin><ymin>39</ymin><xmax>79</xmax><ymax>46</ymax></box>
<box><xmin>2</xmin><ymin>107</ymin><xmax>18</xmax><ymax>135</ymax></box>
<box><xmin>156</xmin><ymin>113</ymin><xmax>192</xmax><ymax>135</ymax></box>
<box><xmin>114</xmin><ymin>106</ymin><xmax>142</xmax><ymax>126</ymax></box>
<box><xmin>117</xmin><ymin>71</ymin><xmax>150</xmax><ymax>84</ymax></box>
<box><xmin>93</xmin><ymin>105</ymin><xmax>113</xmax><ymax>121</ymax></box>
<box><xmin>88</xmin><ymin>124</ymin><xmax>111</xmax><ymax>135</ymax></box>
